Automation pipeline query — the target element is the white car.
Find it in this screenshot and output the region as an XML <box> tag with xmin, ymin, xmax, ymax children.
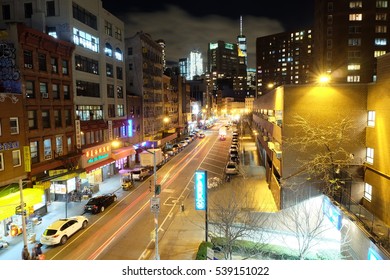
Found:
<box><xmin>180</xmin><ymin>140</ymin><xmax>188</xmax><ymax>147</ymax></box>
<box><xmin>40</xmin><ymin>216</ymin><xmax>88</xmax><ymax>246</ymax></box>
<box><xmin>225</xmin><ymin>161</ymin><xmax>238</xmax><ymax>175</ymax></box>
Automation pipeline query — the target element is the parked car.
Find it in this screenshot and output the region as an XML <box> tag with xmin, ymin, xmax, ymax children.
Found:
<box><xmin>180</xmin><ymin>140</ymin><xmax>188</xmax><ymax>147</ymax></box>
<box><xmin>172</xmin><ymin>143</ymin><xmax>182</xmax><ymax>151</ymax></box>
<box><xmin>40</xmin><ymin>216</ymin><xmax>88</xmax><ymax>246</ymax></box>
<box><xmin>199</xmin><ymin>132</ymin><xmax>205</xmax><ymax>138</ymax></box>
<box><xmin>230</xmin><ymin>150</ymin><xmax>239</xmax><ymax>158</ymax></box>
<box><xmin>225</xmin><ymin>161</ymin><xmax>238</xmax><ymax>175</ymax></box>
<box><xmin>131</xmin><ymin>168</ymin><xmax>150</xmax><ymax>181</ymax></box>
<box><xmin>230</xmin><ymin>145</ymin><xmax>238</xmax><ymax>153</ymax></box>
<box><xmin>230</xmin><ymin>155</ymin><xmax>240</xmax><ymax>163</ymax></box>
<box><xmin>184</xmin><ymin>136</ymin><xmax>192</xmax><ymax>143</ymax></box>
<box><xmin>84</xmin><ymin>193</ymin><xmax>117</xmax><ymax>214</ymax></box>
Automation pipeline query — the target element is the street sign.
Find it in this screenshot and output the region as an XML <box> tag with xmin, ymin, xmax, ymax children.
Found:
<box><xmin>150</xmin><ymin>197</ymin><xmax>160</xmax><ymax>214</ymax></box>
<box><xmin>15</xmin><ymin>202</ymin><xmax>26</xmax><ymax>211</ymax></box>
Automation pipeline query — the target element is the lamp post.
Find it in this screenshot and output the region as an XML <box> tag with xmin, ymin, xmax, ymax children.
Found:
<box><xmin>147</xmin><ymin>145</ymin><xmax>160</xmax><ymax>260</ymax></box>
<box><xmin>18</xmin><ymin>179</ymin><xmax>28</xmax><ymax>247</ymax></box>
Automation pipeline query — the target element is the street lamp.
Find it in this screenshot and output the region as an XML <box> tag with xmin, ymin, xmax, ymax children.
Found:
<box><xmin>146</xmin><ymin>146</ymin><xmax>160</xmax><ymax>260</ymax></box>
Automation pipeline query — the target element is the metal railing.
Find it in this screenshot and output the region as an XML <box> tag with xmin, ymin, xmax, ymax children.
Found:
<box><xmin>335</xmin><ymin>189</ymin><xmax>390</xmax><ymax>255</ymax></box>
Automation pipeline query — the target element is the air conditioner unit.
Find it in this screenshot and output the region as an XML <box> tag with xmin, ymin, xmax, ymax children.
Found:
<box><xmin>24</xmin><ymin>64</ymin><xmax>33</xmax><ymax>69</ymax></box>
<box><xmin>42</xmin><ymin>92</ymin><xmax>49</xmax><ymax>98</ymax></box>
<box><xmin>275</xmin><ymin>150</ymin><xmax>282</xmax><ymax>159</ymax></box>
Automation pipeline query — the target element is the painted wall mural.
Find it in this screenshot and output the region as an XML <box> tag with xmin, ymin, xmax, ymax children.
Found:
<box><xmin>0</xmin><ymin>41</ymin><xmax>22</xmax><ymax>94</ymax></box>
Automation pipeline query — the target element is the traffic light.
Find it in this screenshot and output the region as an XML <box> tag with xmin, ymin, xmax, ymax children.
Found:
<box><xmin>155</xmin><ymin>184</ymin><xmax>161</xmax><ymax>195</ymax></box>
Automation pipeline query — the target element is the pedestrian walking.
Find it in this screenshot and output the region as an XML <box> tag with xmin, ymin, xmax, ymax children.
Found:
<box><xmin>21</xmin><ymin>245</ymin><xmax>30</xmax><ymax>260</ymax></box>
<box><xmin>31</xmin><ymin>243</ymin><xmax>43</xmax><ymax>260</ymax></box>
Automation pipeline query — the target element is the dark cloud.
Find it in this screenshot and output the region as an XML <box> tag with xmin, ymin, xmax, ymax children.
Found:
<box><xmin>120</xmin><ymin>5</ymin><xmax>285</xmax><ymax>68</ymax></box>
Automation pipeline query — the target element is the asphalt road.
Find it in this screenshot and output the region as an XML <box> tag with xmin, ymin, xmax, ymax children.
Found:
<box><xmin>44</xmin><ymin>121</ymin><xmax>233</xmax><ymax>260</ymax></box>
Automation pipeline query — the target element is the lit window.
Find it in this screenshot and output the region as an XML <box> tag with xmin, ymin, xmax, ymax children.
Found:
<box><xmin>347</xmin><ymin>75</ymin><xmax>360</xmax><ymax>82</ymax></box>
<box><xmin>12</xmin><ymin>150</ymin><xmax>21</xmax><ymax>167</ymax></box>
<box><xmin>348</xmin><ymin>64</ymin><xmax>361</xmax><ymax>70</ymax></box>
<box><xmin>375</xmin><ymin>38</ymin><xmax>387</xmax><ymax>46</ymax></box>
<box><xmin>366</xmin><ymin>147</ymin><xmax>374</xmax><ymax>164</ymax></box>
<box><xmin>374</xmin><ymin>50</ymin><xmax>386</xmax><ymax>57</ymax></box>
<box><xmin>376</xmin><ymin>1</ymin><xmax>388</xmax><ymax>8</ymax></box>
<box><xmin>44</xmin><ymin>139</ymin><xmax>52</xmax><ymax>160</ymax></box>
<box><xmin>368</xmin><ymin>111</ymin><xmax>376</xmax><ymax>127</ymax></box>
<box><xmin>349</xmin><ymin>14</ymin><xmax>362</xmax><ymax>21</ymax></box>
<box><xmin>0</xmin><ymin>153</ymin><xmax>3</xmax><ymax>171</ymax></box>
<box><xmin>115</xmin><ymin>48</ymin><xmax>122</xmax><ymax>61</ymax></box>
<box><xmin>364</xmin><ymin>183</ymin><xmax>372</xmax><ymax>201</ymax></box>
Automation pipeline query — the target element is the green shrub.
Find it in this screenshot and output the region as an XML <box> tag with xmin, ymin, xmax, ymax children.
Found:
<box><xmin>195</xmin><ymin>241</ymin><xmax>213</xmax><ymax>260</ymax></box>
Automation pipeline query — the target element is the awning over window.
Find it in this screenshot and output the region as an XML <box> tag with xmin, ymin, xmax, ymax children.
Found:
<box><xmin>0</xmin><ymin>188</ymin><xmax>44</xmax><ymax>220</ymax></box>
<box><xmin>84</xmin><ymin>158</ymin><xmax>115</xmax><ymax>173</ymax></box>
<box><xmin>111</xmin><ymin>146</ymin><xmax>136</xmax><ymax>160</ymax></box>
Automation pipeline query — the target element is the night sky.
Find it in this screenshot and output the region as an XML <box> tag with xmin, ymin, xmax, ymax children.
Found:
<box><xmin>101</xmin><ymin>1</ymin><xmax>315</xmax><ymax>68</ymax></box>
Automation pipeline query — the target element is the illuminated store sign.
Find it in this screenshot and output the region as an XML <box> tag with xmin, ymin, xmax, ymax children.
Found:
<box><xmin>85</xmin><ymin>145</ymin><xmax>111</xmax><ymax>164</ymax></box>
<box><xmin>194</xmin><ymin>170</ymin><xmax>207</xmax><ymax>211</ymax></box>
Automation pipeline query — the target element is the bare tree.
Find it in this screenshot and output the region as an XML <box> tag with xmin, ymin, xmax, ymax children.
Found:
<box><xmin>208</xmin><ymin>177</ymin><xmax>271</xmax><ymax>260</ymax></box>
<box><xmin>276</xmin><ymin>196</ymin><xmax>337</xmax><ymax>259</ymax></box>
<box><xmin>283</xmin><ymin>114</ymin><xmax>364</xmax><ymax>197</ymax></box>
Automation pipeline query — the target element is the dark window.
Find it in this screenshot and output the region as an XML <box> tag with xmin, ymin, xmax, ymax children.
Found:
<box><xmin>2</xmin><ymin>5</ymin><xmax>10</xmax><ymax>20</ymax></box>
<box><xmin>46</xmin><ymin>1</ymin><xmax>55</xmax><ymax>16</ymax></box>
<box><xmin>52</xmin><ymin>84</ymin><xmax>60</xmax><ymax>99</ymax></box>
<box><xmin>38</xmin><ymin>53</ymin><xmax>47</xmax><ymax>71</ymax></box>
<box><xmin>75</xmin><ymin>55</ymin><xmax>99</xmax><ymax>74</ymax></box>
<box><xmin>76</xmin><ymin>80</ymin><xmax>100</xmax><ymax>98</ymax></box>
<box><xmin>42</xmin><ymin>110</ymin><xmax>51</xmax><ymax>128</ymax></box>
<box><xmin>24</xmin><ymin>50</ymin><xmax>33</xmax><ymax>69</ymax></box>
<box><xmin>72</xmin><ymin>3</ymin><xmax>97</xmax><ymax>30</ymax></box>
<box><xmin>54</xmin><ymin>109</ymin><xmax>62</xmax><ymax>128</ymax></box>
<box><xmin>65</xmin><ymin>109</ymin><xmax>72</xmax><ymax>126</ymax></box>
<box><xmin>28</xmin><ymin>110</ymin><xmax>37</xmax><ymax>129</ymax></box>
<box><xmin>127</xmin><ymin>47</ymin><xmax>133</xmax><ymax>56</ymax></box>
<box><xmin>62</xmin><ymin>60</ymin><xmax>69</xmax><ymax>75</ymax></box>
<box><xmin>106</xmin><ymin>63</ymin><xmax>113</xmax><ymax>77</ymax></box>
<box><xmin>108</xmin><ymin>104</ymin><xmax>115</xmax><ymax>118</ymax></box>
<box><xmin>51</xmin><ymin>57</ymin><xmax>58</xmax><ymax>73</ymax></box>
<box><xmin>25</xmin><ymin>80</ymin><xmax>35</xmax><ymax>98</ymax></box>
<box><xmin>24</xmin><ymin>3</ymin><xmax>33</xmax><ymax>18</ymax></box>
<box><xmin>63</xmin><ymin>85</ymin><xmax>70</xmax><ymax>100</ymax></box>
<box><xmin>116</xmin><ymin>66</ymin><xmax>123</xmax><ymax>80</ymax></box>
<box><xmin>107</xmin><ymin>84</ymin><xmax>114</xmax><ymax>98</ymax></box>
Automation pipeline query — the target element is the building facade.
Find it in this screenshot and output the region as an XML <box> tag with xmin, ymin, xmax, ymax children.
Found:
<box><xmin>256</xmin><ymin>29</ymin><xmax>313</xmax><ymax>96</ymax></box>
<box><xmin>313</xmin><ymin>0</ymin><xmax>390</xmax><ymax>83</ymax></box>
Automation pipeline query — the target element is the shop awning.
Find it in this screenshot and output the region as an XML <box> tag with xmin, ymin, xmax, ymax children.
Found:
<box><xmin>111</xmin><ymin>146</ymin><xmax>136</xmax><ymax>160</ymax></box>
<box><xmin>0</xmin><ymin>188</ymin><xmax>44</xmax><ymax>220</ymax></box>
<box><xmin>84</xmin><ymin>158</ymin><xmax>115</xmax><ymax>173</ymax></box>
<box><xmin>50</xmin><ymin>172</ymin><xmax>79</xmax><ymax>182</ymax></box>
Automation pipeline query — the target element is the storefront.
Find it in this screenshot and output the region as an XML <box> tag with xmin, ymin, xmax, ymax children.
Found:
<box><xmin>0</xmin><ymin>187</ymin><xmax>44</xmax><ymax>239</ymax></box>
<box><xmin>49</xmin><ymin>173</ymin><xmax>79</xmax><ymax>202</ymax></box>
<box><xmin>111</xmin><ymin>146</ymin><xmax>136</xmax><ymax>170</ymax></box>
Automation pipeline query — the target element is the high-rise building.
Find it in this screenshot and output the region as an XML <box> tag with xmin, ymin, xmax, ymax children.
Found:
<box><xmin>256</xmin><ymin>29</ymin><xmax>313</xmax><ymax>96</ymax></box>
<box><xmin>237</xmin><ymin>16</ymin><xmax>248</xmax><ymax>67</ymax></box>
<box><xmin>207</xmin><ymin>40</ymin><xmax>247</xmax><ymax>93</ymax></box>
<box><xmin>188</xmin><ymin>50</ymin><xmax>204</xmax><ymax>80</ymax></box>
<box><xmin>313</xmin><ymin>0</ymin><xmax>390</xmax><ymax>83</ymax></box>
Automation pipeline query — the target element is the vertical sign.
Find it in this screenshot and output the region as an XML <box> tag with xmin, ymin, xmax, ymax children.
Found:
<box><xmin>108</xmin><ymin>120</ymin><xmax>113</xmax><ymax>140</ymax></box>
<box><xmin>194</xmin><ymin>170</ymin><xmax>207</xmax><ymax>210</ymax></box>
<box><xmin>23</xmin><ymin>146</ymin><xmax>31</xmax><ymax>172</ymax></box>
<box><xmin>75</xmin><ymin>120</ymin><xmax>81</xmax><ymax>149</ymax></box>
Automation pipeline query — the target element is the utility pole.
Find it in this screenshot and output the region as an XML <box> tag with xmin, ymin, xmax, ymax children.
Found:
<box><xmin>18</xmin><ymin>179</ymin><xmax>28</xmax><ymax>247</ymax></box>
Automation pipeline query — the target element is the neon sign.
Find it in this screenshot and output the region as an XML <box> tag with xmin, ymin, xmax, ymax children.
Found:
<box><xmin>194</xmin><ymin>170</ymin><xmax>207</xmax><ymax>210</ymax></box>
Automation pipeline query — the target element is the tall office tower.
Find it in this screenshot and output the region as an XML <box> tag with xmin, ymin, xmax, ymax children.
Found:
<box><xmin>0</xmin><ymin>1</ymin><xmax>132</xmax><ymax>184</ymax></box>
<box><xmin>314</xmin><ymin>0</ymin><xmax>390</xmax><ymax>83</ymax></box>
<box><xmin>125</xmin><ymin>31</ymin><xmax>164</xmax><ymax>141</ymax></box>
<box><xmin>237</xmin><ymin>16</ymin><xmax>248</xmax><ymax>66</ymax></box>
<box><xmin>256</xmin><ymin>29</ymin><xmax>313</xmax><ymax>96</ymax></box>
<box><xmin>188</xmin><ymin>50</ymin><xmax>204</xmax><ymax>80</ymax></box>
<box><xmin>208</xmin><ymin>40</ymin><xmax>247</xmax><ymax>93</ymax></box>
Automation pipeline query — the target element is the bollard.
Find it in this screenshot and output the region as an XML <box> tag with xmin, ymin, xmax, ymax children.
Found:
<box><xmin>181</xmin><ymin>203</ymin><xmax>185</xmax><ymax>212</ymax></box>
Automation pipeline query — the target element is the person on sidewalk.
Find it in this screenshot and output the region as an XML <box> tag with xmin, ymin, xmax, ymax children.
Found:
<box><xmin>21</xmin><ymin>245</ymin><xmax>30</xmax><ymax>260</ymax></box>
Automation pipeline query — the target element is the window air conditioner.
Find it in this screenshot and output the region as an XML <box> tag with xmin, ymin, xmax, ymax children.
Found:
<box><xmin>42</xmin><ymin>92</ymin><xmax>49</xmax><ymax>98</ymax></box>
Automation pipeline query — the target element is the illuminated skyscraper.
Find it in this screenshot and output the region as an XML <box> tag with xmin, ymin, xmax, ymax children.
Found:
<box><xmin>188</xmin><ymin>50</ymin><xmax>204</xmax><ymax>80</ymax></box>
<box><xmin>237</xmin><ymin>15</ymin><xmax>247</xmax><ymax>66</ymax></box>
